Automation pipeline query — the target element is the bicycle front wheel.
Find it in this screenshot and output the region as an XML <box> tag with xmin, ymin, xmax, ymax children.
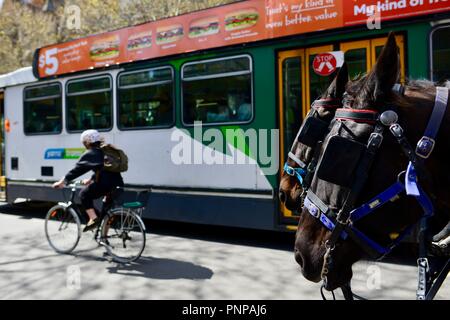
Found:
<box><xmin>100</xmin><ymin>208</ymin><xmax>146</xmax><ymax>263</ymax></box>
<box><xmin>45</xmin><ymin>205</ymin><xmax>81</xmax><ymax>254</ymax></box>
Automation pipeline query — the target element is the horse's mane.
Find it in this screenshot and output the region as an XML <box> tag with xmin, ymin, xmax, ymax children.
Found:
<box><xmin>406</xmin><ymin>79</ymin><xmax>450</xmax><ymax>92</ymax></box>
<box><xmin>402</xmin><ymin>79</ymin><xmax>450</xmax><ymax>112</ymax></box>
<box><xmin>344</xmin><ymin>76</ymin><xmax>448</xmax><ymax>110</ymax></box>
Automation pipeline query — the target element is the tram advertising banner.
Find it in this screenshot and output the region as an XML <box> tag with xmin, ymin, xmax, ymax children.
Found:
<box><xmin>34</xmin><ymin>0</ymin><xmax>450</xmax><ymax>79</ymax></box>
<box><xmin>35</xmin><ymin>0</ymin><xmax>344</xmax><ymax>78</ymax></box>
<box><xmin>344</xmin><ymin>0</ymin><xmax>450</xmax><ymax>26</ymax></box>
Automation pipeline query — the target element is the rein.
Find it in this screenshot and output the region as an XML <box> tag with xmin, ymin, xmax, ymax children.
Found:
<box><xmin>302</xmin><ymin>86</ymin><xmax>449</xmax><ymax>299</ymax></box>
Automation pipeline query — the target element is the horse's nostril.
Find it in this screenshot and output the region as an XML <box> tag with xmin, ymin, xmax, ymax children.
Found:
<box><xmin>295</xmin><ymin>249</ymin><xmax>304</xmax><ymax>269</ymax></box>
<box><xmin>279</xmin><ymin>191</ymin><xmax>286</xmax><ymax>203</ymax></box>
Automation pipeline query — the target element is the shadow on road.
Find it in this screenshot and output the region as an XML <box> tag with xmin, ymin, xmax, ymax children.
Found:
<box><xmin>0</xmin><ymin>202</ymin><xmax>52</xmax><ymax>219</ymax></box>
<box><xmin>145</xmin><ymin>219</ymin><xmax>295</xmax><ymax>252</ymax></box>
<box><xmin>0</xmin><ymin>253</ymin><xmax>61</xmax><ymax>266</ymax></box>
<box><xmin>0</xmin><ymin>201</ymin><xmax>419</xmax><ymax>266</ymax></box>
<box><xmin>106</xmin><ymin>256</ymin><xmax>214</xmax><ymax>280</ymax></box>
<box><xmin>0</xmin><ymin>202</ymin><xmax>295</xmax><ymax>251</ymax></box>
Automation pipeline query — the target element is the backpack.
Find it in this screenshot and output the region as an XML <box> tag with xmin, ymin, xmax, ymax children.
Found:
<box><xmin>101</xmin><ymin>143</ymin><xmax>128</xmax><ymax>173</ymax></box>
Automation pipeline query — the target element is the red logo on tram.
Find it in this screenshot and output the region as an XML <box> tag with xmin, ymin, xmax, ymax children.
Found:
<box><xmin>313</xmin><ymin>53</ymin><xmax>337</xmax><ymax>76</ymax></box>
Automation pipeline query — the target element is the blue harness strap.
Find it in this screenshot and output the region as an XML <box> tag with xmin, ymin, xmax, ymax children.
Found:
<box><xmin>283</xmin><ymin>163</ymin><xmax>306</xmax><ymax>185</ymax></box>
<box><xmin>351</xmin><ymin>181</ymin><xmax>405</xmax><ymax>222</ymax></box>
<box><xmin>350</xmin><ymin>227</ymin><xmax>390</xmax><ymax>256</ymax></box>
<box><xmin>342</xmin><ymin>165</ymin><xmax>435</xmax><ymax>257</ymax></box>
<box><xmin>416</xmin><ymin>87</ymin><xmax>449</xmax><ymax>159</ymax></box>
<box><xmin>405</xmin><ymin>162</ymin><xmax>420</xmax><ymax>196</ymax></box>
<box><xmin>304</xmin><ymin>195</ymin><xmax>348</xmax><ymax>240</ymax></box>
<box><xmin>301</xmin><ymin>86</ymin><xmax>448</xmax><ymax>257</ymax></box>
<box><xmin>405</xmin><ymin>162</ymin><xmax>434</xmax><ymax>217</ymax></box>
<box><xmin>283</xmin><ymin>152</ymin><xmax>308</xmax><ymax>185</ymax></box>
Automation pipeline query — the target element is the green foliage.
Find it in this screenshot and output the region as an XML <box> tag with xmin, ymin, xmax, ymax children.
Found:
<box><xmin>0</xmin><ymin>0</ymin><xmax>240</xmax><ymax>74</ymax></box>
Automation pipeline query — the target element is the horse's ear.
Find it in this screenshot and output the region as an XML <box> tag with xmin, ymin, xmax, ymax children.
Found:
<box><xmin>335</xmin><ymin>62</ymin><xmax>349</xmax><ymax>98</ymax></box>
<box><xmin>325</xmin><ymin>62</ymin><xmax>348</xmax><ymax>99</ymax></box>
<box><xmin>368</xmin><ymin>33</ymin><xmax>400</xmax><ymax>100</ymax></box>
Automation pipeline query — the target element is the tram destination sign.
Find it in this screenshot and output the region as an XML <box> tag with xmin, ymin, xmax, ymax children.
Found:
<box><xmin>33</xmin><ymin>0</ymin><xmax>450</xmax><ymax>79</ymax></box>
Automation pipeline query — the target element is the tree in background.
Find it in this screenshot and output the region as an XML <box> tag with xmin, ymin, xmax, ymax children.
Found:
<box><xmin>0</xmin><ymin>0</ymin><xmax>240</xmax><ymax>74</ymax></box>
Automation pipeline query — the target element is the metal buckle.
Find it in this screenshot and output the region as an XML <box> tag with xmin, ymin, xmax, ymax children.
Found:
<box><xmin>416</xmin><ymin>136</ymin><xmax>435</xmax><ymax>159</ymax></box>
<box><xmin>285</xmin><ymin>165</ymin><xmax>295</xmax><ymax>177</ymax></box>
<box><xmin>336</xmin><ymin>209</ymin><xmax>350</xmax><ymax>225</ymax></box>
<box><xmin>416</xmin><ymin>257</ymin><xmax>429</xmax><ymax>300</ymax></box>
<box><xmin>368</xmin><ymin>132</ymin><xmax>383</xmax><ymax>149</ymax></box>
<box><xmin>389</xmin><ymin>123</ymin><xmax>404</xmax><ymax>138</ymax></box>
<box><xmin>324</xmin><ymin>240</ymin><xmax>335</xmax><ymax>251</ymax></box>
<box><xmin>336</xmin><ymin>216</ymin><xmax>349</xmax><ymax>225</ymax></box>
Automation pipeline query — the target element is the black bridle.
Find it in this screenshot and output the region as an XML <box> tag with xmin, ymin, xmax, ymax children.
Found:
<box><xmin>306</xmin><ymin>86</ymin><xmax>448</xmax><ymax>300</ymax></box>
<box><xmin>284</xmin><ymin>98</ymin><xmax>341</xmax><ymax>198</ymax></box>
<box><xmin>284</xmin><ymin>86</ymin><xmax>406</xmax><ymax>197</ymax></box>
<box><xmin>285</xmin><ymin>84</ymin><xmax>450</xmax><ymax>300</ymax></box>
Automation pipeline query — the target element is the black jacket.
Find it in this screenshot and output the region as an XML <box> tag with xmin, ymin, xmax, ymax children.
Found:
<box><xmin>64</xmin><ymin>148</ymin><xmax>123</xmax><ymax>188</ymax></box>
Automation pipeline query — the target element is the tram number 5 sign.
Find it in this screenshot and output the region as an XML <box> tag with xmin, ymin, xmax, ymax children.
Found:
<box><xmin>38</xmin><ymin>48</ymin><xmax>59</xmax><ymax>76</ymax></box>
<box><xmin>313</xmin><ymin>52</ymin><xmax>339</xmax><ymax>77</ymax></box>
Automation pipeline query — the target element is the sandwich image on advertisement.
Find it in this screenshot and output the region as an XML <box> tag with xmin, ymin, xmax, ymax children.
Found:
<box><xmin>188</xmin><ymin>16</ymin><xmax>219</xmax><ymax>38</ymax></box>
<box><xmin>127</xmin><ymin>31</ymin><xmax>152</xmax><ymax>51</ymax></box>
<box><xmin>90</xmin><ymin>35</ymin><xmax>120</xmax><ymax>61</ymax></box>
<box><xmin>225</xmin><ymin>8</ymin><xmax>259</xmax><ymax>31</ymax></box>
<box><xmin>156</xmin><ymin>25</ymin><xmax>184</xmax><ymax>45</ymax></box>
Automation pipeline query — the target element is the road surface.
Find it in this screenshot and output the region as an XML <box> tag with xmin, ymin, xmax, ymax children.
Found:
<box><xmin>0</xmin><ymin>203</ymin><xmax>448</xmax><ymax>300</ymax></box>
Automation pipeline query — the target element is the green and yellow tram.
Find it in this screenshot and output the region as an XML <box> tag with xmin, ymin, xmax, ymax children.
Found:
<box><xmin>0</xmin><ymin>0</ymin><xmax>449</xmax><ymax>231</ymax></box>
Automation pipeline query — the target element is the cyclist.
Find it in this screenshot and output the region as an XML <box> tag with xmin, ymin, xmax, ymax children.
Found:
<box><xmin>52</xmin><ymin>129</ymin><xmax>124</xmax><ymax>232</ymax></box>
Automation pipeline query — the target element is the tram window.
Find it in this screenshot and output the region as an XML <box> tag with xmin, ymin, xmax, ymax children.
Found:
<box><xmin>24</xmin><ymin>83</ymin><xmax>62</xmax><ymax>135</ymax></box>
<box><xmin>118</xmin><ymin>67</ymin><xmax>174</xmax><ymax>129</ymax></box>
<box><xmin>282</xmin><ymin>57</ymin><xmax>303</xmax><ymax>151</ymax></box>
<box><xmin>66</xmin><ymin>76</ymin><xmax>112</xmax><ymax>132</ymax></box>
<box><xmin>345</xmin><ymin>48</ymin><xmax>367</xmax><ymax>79</ymax></box>
<box><xmin>182</xmin><ymin>55</ymin><xmax>253</xmax><ymax>125</ymax></box>
<box><xmin>183</xmin><ymin>57</ymin><xmax>250</xmax><ymax>78</ymax></box>
<box><xmin>431</xmin><ymin>26</ymin><xmax>450</xmax><ymax>83</ymax></box>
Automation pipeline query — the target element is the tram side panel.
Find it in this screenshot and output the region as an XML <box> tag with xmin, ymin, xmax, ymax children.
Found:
<box><xmin>4</xmin><ymin>65</ymin><xmax>278</xmax><ymax>230</ymax></box>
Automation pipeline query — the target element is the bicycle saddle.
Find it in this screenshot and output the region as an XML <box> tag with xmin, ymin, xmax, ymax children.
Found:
<box><xmin>122</xmin><ymin>201</ymin><xmax>145</xmax><ymax>209</ymax></box>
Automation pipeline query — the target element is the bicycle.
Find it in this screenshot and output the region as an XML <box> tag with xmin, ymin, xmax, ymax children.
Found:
<box><xmin>44</xmin><ymin>181</ymin><xmax>147</xmax><ymax>263</ymax></box>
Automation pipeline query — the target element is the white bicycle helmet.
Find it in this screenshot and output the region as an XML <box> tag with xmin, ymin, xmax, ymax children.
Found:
<box><xmin>80</xmin><ymin>129</ymin><xmax>103</xmax><ymax>144</ymax></box>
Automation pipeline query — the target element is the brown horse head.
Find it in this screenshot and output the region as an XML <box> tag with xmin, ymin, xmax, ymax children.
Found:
<box><xmin>279</xmin><ymin>63</ymin><xmax>348</xmax><ymax>211</ymax></box>
<box><xmin>294</xmin><ymin>33</ymin><xmax>450</xmax><ymax>291</ymax></box>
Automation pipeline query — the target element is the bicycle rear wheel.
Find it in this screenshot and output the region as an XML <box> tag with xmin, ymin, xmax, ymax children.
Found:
<box><xmin>45</xmin><ymin>205</ymin><xmax>81</xmax><ymax>253</ymax></box>
<box><xmin>100</xmin><ymin>208</ymin><xmax>146</xmax><ymax>263</ymax></box>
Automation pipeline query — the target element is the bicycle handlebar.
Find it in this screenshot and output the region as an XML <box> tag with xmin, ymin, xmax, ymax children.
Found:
<box><xmin>67</xmin><ymin>180</ymin><xmax>83</xmax><ymax>188</ymax></box>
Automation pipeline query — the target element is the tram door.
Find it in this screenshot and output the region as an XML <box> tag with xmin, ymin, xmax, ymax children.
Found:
<box><xmin>340</xmin><ymin>35</ymin><xmax>405</xmax><ymax>82</ymax></box>
<box><xmin>0</xmin><ymin>91</ymin><xmax>4</xmax><ymax>201</ymax></box>
<box><xmin>278</xmin><ymin>36</ymin><xmax>405</xmax><ymax>224</ymax></box>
